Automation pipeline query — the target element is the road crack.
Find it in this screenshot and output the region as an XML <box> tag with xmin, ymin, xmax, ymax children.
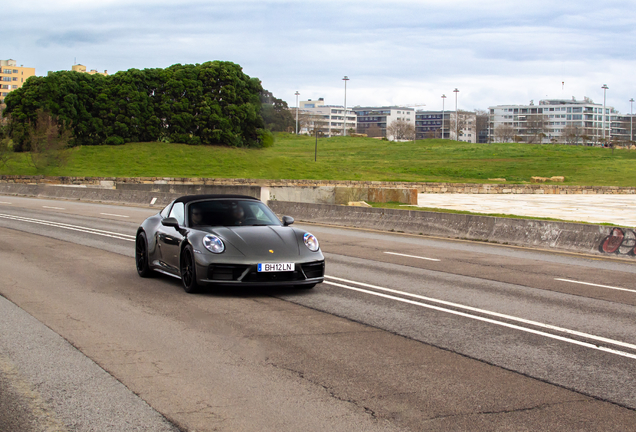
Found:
<box><xmin>422</xmin><ymin>397</ymin><xmax>592</xmax><ymax>423</ymax></box>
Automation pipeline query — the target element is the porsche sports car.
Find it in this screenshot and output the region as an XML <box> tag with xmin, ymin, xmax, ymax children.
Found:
<box><xmin>135</xmin><ymin>194</ymin><xmax>325</xmax><ymax>293</ymax></box>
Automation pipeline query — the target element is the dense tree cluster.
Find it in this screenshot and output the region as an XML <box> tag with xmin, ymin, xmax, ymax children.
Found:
<box><xmin>3</xmin><ymin>61</ymin><xmax>271</xmax><ymax>151</ymax></box>
<box><xmin>260</xmin><ymin>90</ymin><xmax>295</xmax><ymax>132</ymax></box>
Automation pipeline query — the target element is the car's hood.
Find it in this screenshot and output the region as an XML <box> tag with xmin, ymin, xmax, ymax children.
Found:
<box><xmin>207</xmin><ymin>226</ymin><xmax>301</xmax><ymax>259</ymax></box>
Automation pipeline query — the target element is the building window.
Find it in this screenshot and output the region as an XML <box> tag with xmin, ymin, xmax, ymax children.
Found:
<box><xmin>2</xmin><ymin>77</ymin><xmax>11</xmax><ymax>82</ymax></box>
<box><xmin>3</xmin><ymin>70</ymin><xmax>11</xmax><ymax>74</ymax></box>
<box><xmin>12</xmin><ymin>77</ymin><xmax>17</xmax><ymax>81</ymax></box>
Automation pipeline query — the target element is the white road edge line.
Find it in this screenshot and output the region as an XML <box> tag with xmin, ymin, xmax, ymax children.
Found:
<box><xmin>0</xmin><ymin>202</ymin><xmax>12</xmax><ymax>204</ymax></box>
<box><xmin>325</xmin><ymin>275</ymin><xmax>636</xmax><ymax>352</ymax></box>
<box><xmin>42</xmin><ymin>206</ymin><xmax>65</xmax><ymax>210</ymax></box>
<box><xmin>0</xmin><ymin>213</ymin><xmax>135</xmax><ymax>242</ymax></box>
<box><xmin>100</xmin><ymin>213</ymin><xmax>130</xmax><ymax>218</ymax></box>
<box><xmin>555</xmin><ymin>278</ymin><xmax>636</xmax><ymax>294</ymax></box>
<box><xmin>324</xmin><ymin>279</ymin><xmax>636</xmax><ymax>360</ymax></box>
<box><xmin>384</xmin><ymin>252</ymin><xmax>441</xmax><ymax>262</ymax></box>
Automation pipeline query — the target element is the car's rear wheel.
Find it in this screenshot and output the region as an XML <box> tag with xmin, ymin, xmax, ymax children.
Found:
<box><xmin>181</xmin><ymin>245</ymin><xmax>200</xmax><ymax>293</ymax></box>
<box><xmin>135</xmin><ymin>232</ymin><xmax>154</xmax><ymax>278</ymax></box>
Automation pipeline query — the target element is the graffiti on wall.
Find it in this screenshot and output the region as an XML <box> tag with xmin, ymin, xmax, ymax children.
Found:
<box><xmin>599</xmin><ymin>228</ymin><xmax>636</xmax><ymax>256</ymax></box>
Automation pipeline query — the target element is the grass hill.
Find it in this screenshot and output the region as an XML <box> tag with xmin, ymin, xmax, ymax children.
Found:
<box><xmin>2</xmin><ymin>133</ymin><xmax>635</xmax><ymax>187</ymax></box>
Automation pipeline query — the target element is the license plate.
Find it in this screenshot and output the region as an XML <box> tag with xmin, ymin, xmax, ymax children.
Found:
<box><xmin>258</xmin><ymin>263</ymin><xmax>295</xmax><ymax>272</ymax></box>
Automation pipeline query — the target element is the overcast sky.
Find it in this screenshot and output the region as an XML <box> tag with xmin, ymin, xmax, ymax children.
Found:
<box><xmin>5</xmin><ymin>0</ymin><xmax>636</xmax><ymax>113</ymax></box>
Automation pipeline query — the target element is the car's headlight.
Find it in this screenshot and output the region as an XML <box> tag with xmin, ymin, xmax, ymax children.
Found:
<box><xmin>203</xmin><ymin>235</ymin><xmax>225</xmax><ymax>254</ymax></box>
<box><xmin>303</xmin><ymin>233</ymin><xmax>319</xmax><ymax>252</ymax></box>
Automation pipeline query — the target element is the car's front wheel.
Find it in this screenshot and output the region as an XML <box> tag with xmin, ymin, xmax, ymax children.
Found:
<box><xmin>135</xmin><ymin>232</ymin><xmax>154</xmax><ymax>278</ymax></box>
<box><xmin>180</xmin><ymin>245</ymin><xmax>200</xmax><ymax>294</ymax></box>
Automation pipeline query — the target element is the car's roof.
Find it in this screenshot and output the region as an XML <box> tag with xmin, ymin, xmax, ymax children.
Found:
<box><xmin>174</xmin><ymin>194</ymin><xmax>261</xmax><ymax>204</ymax></box>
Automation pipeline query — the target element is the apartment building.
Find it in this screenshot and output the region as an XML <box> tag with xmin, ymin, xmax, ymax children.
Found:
<box><xmin>489</xmin><ymin>97</ymin><xmax>620</xmax><ymax>144</ymax></box>
<box><xmin>0</xmin><ymin>59</ymin><xmax>36</xmax><ymax>107</ymax></box>
<box><xmin>298</xmin><ymin>98</ymin><xmax>357</xmax><ymax>137</ymax></box>
<box><xmin>71</xmin><ymin>64</ymin><xmax>108</xmax><ymax>76</ymax></box>
<box><xmin>353</xmin><ymin>106</ymin><xmax>414</xmax><ymax>140</ymax></box>
<box><xmin>415</xmin><ymin>110</ymin><xmax>477</xmax><ymax>142</ymax></box>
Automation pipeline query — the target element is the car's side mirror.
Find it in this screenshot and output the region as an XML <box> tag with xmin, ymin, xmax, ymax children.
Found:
<box><xmin>161</xmin><ymin>217</ymin><xmax>180</xmax><ymax>228</ymax></box>
<box><xmin>282</xmin><ymin>216</ymin><xmax>294</xmax><ymax>226</ymax></box>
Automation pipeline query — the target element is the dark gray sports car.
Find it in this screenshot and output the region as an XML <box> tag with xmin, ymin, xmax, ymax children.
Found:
<box><xmin>135</xmin><ymin>194</ymin><xmax>325</xmax><ymax>293</ymax></box>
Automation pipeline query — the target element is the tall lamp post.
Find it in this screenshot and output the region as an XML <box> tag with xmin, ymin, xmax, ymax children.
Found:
<box><xmin>441</xmin><ymin>94</ymin><xmax>447</xmax><ymax>139</ymax></box>
<box><xmin>295</xmin><ymin>91</ymin><xmax>300</xmax><ymax>135</ymax></box>
<box><xmin>342</xmin><ymin>76</ymin><xmax>350</xmax><ymax>137</ymax></box>
<box><xmin>601</xmin><ymin>84</ymin><xmax>609</xmax><ymax>142</ymax></box>
<box><xmin>630</xmin><ymin>98</ymin><xmax>634</xmax><ymax>143</ymax></box>
<box><xmin>453</xmin><ymin>88</ymin><xmax>459</xmax><ymax>141</ymax></box>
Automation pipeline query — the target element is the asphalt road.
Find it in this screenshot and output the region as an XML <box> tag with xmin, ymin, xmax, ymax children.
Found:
<box><xmin>1</xmin><ymin>196</ymin><xmax>635</xmax><ymax>431</ymax></box>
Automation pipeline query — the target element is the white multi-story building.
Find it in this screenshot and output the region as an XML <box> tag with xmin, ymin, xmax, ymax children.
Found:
<box><xmin>489</xmin><ymin>97</ymin><xmax>619</xmax><ymax>144</ymax></box>
<box><xmin>353</xmin><ymin>106</ymin><xmax>414</xmax><ymax>140</ymax></box>
<box><xmin>298</xmin><ymin>98</ymin><xmax>357</xmax><ymax>137</ymax></box>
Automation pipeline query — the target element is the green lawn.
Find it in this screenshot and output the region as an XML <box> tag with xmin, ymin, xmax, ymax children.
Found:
<box><xmin>2</xmin><ymin>133</ymin><xmax>636</xmax><ymax>186</ymax></box>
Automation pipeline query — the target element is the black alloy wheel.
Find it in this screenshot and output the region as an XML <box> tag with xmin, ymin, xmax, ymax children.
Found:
<box><xmin>136</xmin><ymin>232</ymin><xmax>153</xmax><ymax>278</ymax></box>
<box><xmin>181</xmin><ymin>245</ymin><xmax>200</xmax><ymax>293</ymax></box>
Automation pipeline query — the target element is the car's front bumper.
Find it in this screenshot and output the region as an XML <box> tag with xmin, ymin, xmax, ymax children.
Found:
<box><xmin>195</xmin><ymin>259</ymin><xmax>325</xmax><ymax>287</ymax></box>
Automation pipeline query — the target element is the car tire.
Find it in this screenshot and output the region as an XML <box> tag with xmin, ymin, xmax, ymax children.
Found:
<box><xmin>181</xmin><ymin>245</ymin><xmax>200</xmax><ymax>294</ymax></box>
<box><xmin>135</xmin><ymin>232</ymin><xmax>154</xmax><ymax>278</ymax></box>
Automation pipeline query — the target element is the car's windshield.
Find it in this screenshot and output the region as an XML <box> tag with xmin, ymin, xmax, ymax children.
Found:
<box><xmin>188</xmin><ymin>199</ymin><xmax>281</xmax><ymax>227</ymax></box>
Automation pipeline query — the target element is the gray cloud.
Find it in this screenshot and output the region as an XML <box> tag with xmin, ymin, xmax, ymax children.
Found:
<box><xmin>3</xmin><ymin>0</ymin><xmax>635</xmax><ymax>112</ymax></box>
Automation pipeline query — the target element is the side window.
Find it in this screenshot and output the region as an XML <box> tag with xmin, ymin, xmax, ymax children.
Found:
<box><xmin>169</xmin><ymin>202</ymin><xmax>185</xmax><ymax>226</ymax></box>
<box><xmin>160</xmin><ymin>202</ymin><xmax>173</xmax><ymax>219</ymax></box>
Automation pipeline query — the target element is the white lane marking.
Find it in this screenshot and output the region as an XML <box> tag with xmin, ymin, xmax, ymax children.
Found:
<box><xmin>384</xmin><ymin>252</ymin><xmax>441</xmax><ymax>262</ymax></box>
<box><xmin>0</xmin><ymin>213</ymin><xmax>135</xmax><ymax>242</ymax></box>
<box><xmin>0</xmin><ymin>201</ymin><xmax>12</xmax><ymax>204</ymax></box>
<box><xmin>325</xmin><ymin>275</ymin><xmax>636</xmax><ymax>352</ymax></box>
<box><xmin>100</xmin><ymin>213</ymin><xmax>130</xmax><ymax>218</ymax></box>
<box><xmin>555</xmin><ymin>278</ymin><xmax>636</xmax><ymax>294</ymax></box>
<box><xmin>324</xmin><ymin>278</ymin><xmax>636</xmax><ymax>360</ymax></box>
<box><xmin>42</xmin><ymin>206</ymin><xmax>65</xmax><ymax>210</ymax></box>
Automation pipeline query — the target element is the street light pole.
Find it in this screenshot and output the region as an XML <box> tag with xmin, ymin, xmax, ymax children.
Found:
<box><xmin>295</xmin><ymin>91</ymin><xmax>300</xmax><ymax>135</ymax></box>
<box><xmin>630</xmin><ymin>98</ymin><xmax>634</xmax><ymax>144</ymax></box>
<box><xmin>342</xmin><ymin>76</ymin><xmax>350</xmax><ymax>137</ymax></box>
<box><xmin>453</xmin><ymin>88</ymin><xmax>459</xmax><ymax>141</ymax></box>
<box><xmin>441</xmin><ymin>94</ymin><xmax>446</xmax><ymax>139</ymax></box>
<box><xmin>601</xmin><ymin>84</ymin><xmax>609</xmax><ymax>142</ymax></box>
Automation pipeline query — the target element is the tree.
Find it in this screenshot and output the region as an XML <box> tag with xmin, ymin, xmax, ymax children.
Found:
<box><xmin>260</xmin><ymin>90</ymin><xmax>295</xmax><ymax>132</ymax></box>
<box><xmin>474</xmin><ymin>109</ymin><xmax>489</xmax><ymax>143</ymax></box>
<box><xmin>449</xmin><ymin>110</ymin><xmax>474</xmax><ymax>140</ymax></box>
<box><xmin>0</xmin><ymin>126</ymin><xmax>15</xmax><ymax>168</ymax></box>
<box><xmin>27</xmin><ymin>109</ymin><xmax>71</xmax><ymax>172</ymax></box>
<box><xmin>580</xmin><ymin>134</ymin><xmax>592</xmax><ymax>146</ymax></box>
<box><xmin>524</xmin><ymin>114</ymin><xmax>548</xmax><ymax>143</ymax></box>
<box><xmin>494</xmin><ymin>124</ymin><xmax>515</xmax><ymax>143</ymax></box>
<box><xmin>3</xmin><ymin>61</ymin><xmax>267</xmax><ymax>148</ymax></box>
<box><xmin>358</xmin><ymin>123</ymin><xmax>383</xmax><ymax>138</ymax></box>
<box><xmin>450</xmin><ymin>114</ymin><xmax>467</xmax><ymax>140</ymax></box>
<box><xmin>387</xmin><ymin>119</ymin><xmax>415</xmax><ymax>141</ymax></box>
<box><xmin>298</xmin><ymin>112</ymin><xmax>327</xmax><ymax>136</ymax></box>
<box><xmin>562</xmin><ymin>123</ymin><xmax>581</xmax><ymax>145</ymax></box>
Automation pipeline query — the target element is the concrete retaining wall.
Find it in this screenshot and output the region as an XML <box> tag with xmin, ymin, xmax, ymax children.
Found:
<box><xmin>2</xmin><ymin>175</ymin><xmax>635</xmax><ymax>195</ymax></box>
<box><xmin>268</xmin><ymin>201</ymin><xmax>632</xmax><ymax>259</ymax></box>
